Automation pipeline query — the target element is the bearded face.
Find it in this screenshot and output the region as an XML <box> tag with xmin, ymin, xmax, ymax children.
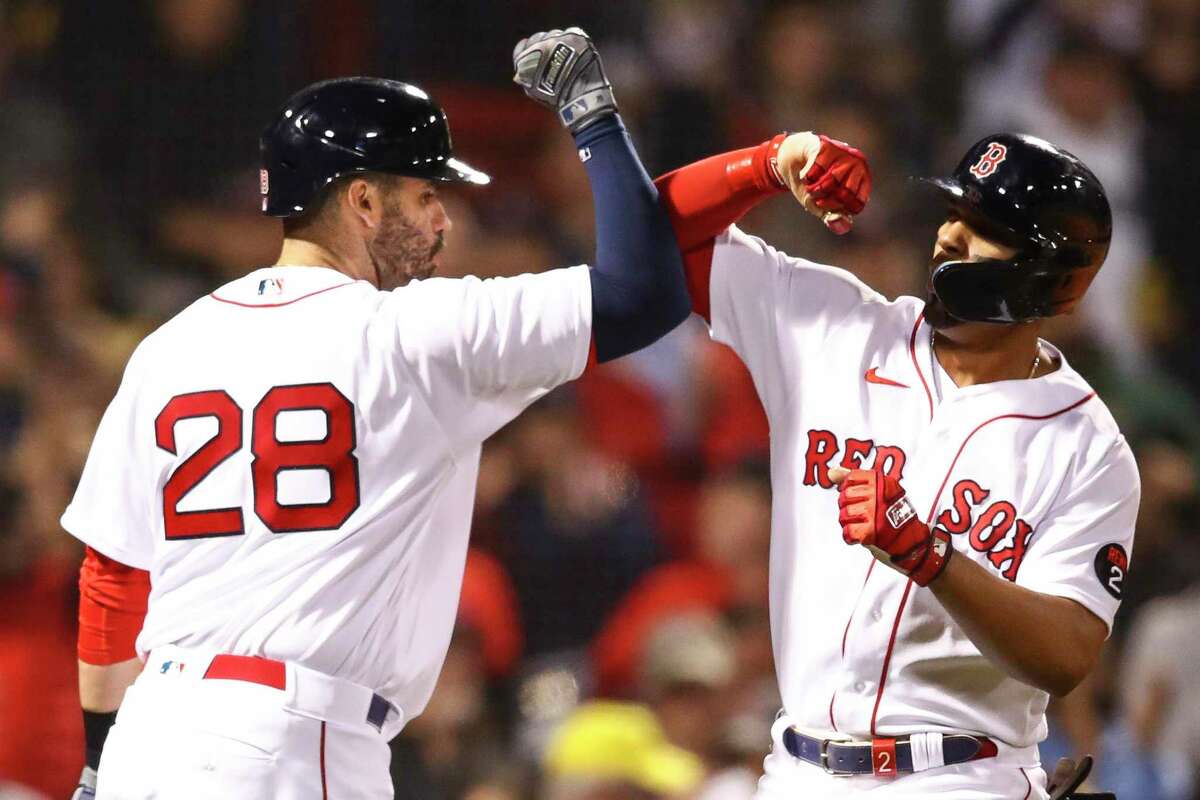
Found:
<box><xmin>366</xmin><ymin>179</ymin><xmax>448</xmax><ymax>289</ymax></box>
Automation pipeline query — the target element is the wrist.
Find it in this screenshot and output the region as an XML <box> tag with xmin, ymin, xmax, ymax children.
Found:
<box><xmin>725</xmin><ymin>133</ymin><xmax>790</xmax><ymax>196</ymax></box>
<box><xmin>82</xmin><ymin>709</ymin><xmax>118</xmax><ymax>770</ymax></box>
<box><xmin>571</xmin><ymin>112</ymin><xmax>624</xmax><ymax>147</ymax></box>
<box><xmin>909</xmin><ymin>529</ymin><xmax>953</xmax><ymax>587</ymax></box>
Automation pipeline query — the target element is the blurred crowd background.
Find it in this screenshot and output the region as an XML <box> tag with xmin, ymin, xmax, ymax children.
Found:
<box><xmin>1</xmin><ymin>0</ymin><xmax>1198</xmax><ymax>798</ymax></box>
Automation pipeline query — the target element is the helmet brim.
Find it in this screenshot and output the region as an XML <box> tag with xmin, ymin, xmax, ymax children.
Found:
<box><xmin>431</xmin><ymin>157</ymin><xmax>491</xmax><ymax>185</ymax></box>
<box><xmin>917</xmin><ymin>176</ymin><xmax>966</xmax><ymax>203</ymax></box>
<box><xmin>914</xmin><ymin>175</ymin><xmax>1033</xmax><ymax>251</ymax></box>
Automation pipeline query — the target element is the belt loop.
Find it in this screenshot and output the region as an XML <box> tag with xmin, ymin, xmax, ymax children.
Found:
<box><xmin>366</xmin><ymin>694</ymin><xmax>392</xmax><ymax>732</ymax></box>
<box><xmin>909</xmin><ymin>731</ymin><xmax>944</xmax><ymax>772</ymax></box>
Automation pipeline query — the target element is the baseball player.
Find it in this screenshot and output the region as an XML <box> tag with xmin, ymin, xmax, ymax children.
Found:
<box><xmin>652</xmin><ymin>131</ymin><xmax>1136</xmax><ymax>799</ymax></box>
<box><xmin>65</xmin><ymin>29</ymin><xmax>692</xmax><ymax>799</ymax></box>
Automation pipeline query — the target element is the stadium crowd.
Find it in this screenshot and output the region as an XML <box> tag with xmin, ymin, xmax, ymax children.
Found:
<box><xmin>0</xmin><ymin>1</ymin><xmax>1197</xmax><ymax>798</ymax></box>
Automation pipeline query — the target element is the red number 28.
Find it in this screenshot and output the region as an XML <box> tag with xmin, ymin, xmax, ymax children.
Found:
<box><xmin>154</xmin><ymin>383</ymin><xmax>359</xmax><ymax>540</ymax></box>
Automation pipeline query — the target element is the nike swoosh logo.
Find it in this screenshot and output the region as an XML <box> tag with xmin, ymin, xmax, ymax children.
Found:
<box><xmin>864</xmin><ymin>367</ymin><xmax>909</xmax><ymax>389</ymax></box>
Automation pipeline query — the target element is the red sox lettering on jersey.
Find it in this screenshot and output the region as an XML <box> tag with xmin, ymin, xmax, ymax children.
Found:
<box><xmin>701</xmin><ymin>226</ymin><xmax>1139</xmax><ymax>755</ymax></box>
<box><xmin>801</xmin><ymin>433</ymin><xmax>1038</xmax><ymax>583</ymax></box>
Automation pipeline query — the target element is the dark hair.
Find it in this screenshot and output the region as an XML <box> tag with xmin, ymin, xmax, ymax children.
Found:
<box><xmin>280</xmin><ymin>172</ymin><xmax>407</xmax><ymax>238</ymax></box>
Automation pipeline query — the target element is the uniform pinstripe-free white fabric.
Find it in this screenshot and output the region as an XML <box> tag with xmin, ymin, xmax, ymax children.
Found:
<box><xmin>64</xmin><ymin>264</ymin><xmax>592</xmax><ymax>798</ymax></box>
<box><xmin>704</xmin><ymin>226</ymin><xmax>1137</xmax><ymax>797</ymax></box>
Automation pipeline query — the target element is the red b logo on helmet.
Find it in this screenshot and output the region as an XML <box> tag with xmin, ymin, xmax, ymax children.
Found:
<box><xmin>969</xmin><ymin>142</ymin><xmax>1008</xmax><ymax>179</ymax></box>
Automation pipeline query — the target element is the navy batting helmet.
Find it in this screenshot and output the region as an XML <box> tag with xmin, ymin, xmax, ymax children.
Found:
<box><xmin>260</xmin><ymin>77</ymin><xmax>489</xmax><ymax>218</ymax></box>
<box><xmin>920</xmin><ymin>133</ymin><xmax>1111</xmax><ymax>324</ymax></box>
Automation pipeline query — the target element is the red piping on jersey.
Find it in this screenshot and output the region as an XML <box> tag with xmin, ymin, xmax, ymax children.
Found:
<box><xmin>867</xmin><ymin>390</ymin><xmax>1098</xmax><ymax>736</ymax></box>
<box><xmin>320</xmin><ymin>721</ymin><xmax>328</xmax><ymax>799</ymax></box>
<box><xmin>923</xmin><ymin>392</ymin><xmax>1097</xmax><ymax>525</ymax></box>
<box><xmin>209</xmin><ymin>281</ymin><xmax>356</xmax><ymax>308</ymax></box>
<box><xmin>830</xmin><ymin>315</ymin><xmax>929</xmax><ymax>731</ymax></box>
<box><xmin>828</xmin><ymin>560</ymin><xmax>878</xmax><ymax>729</ymax></box>
<box><xmin>1020</xmin><ymin>767</ymin><xmax>1033</xmax><ymax>800</ymax></box>
<box><xmin>908</xmin><ymin>313</ymin><xmax>934</xmax><ymax>421</ymax></box>
<box><xmin>869</xmin><ymin>579</ymin><xmax>914</xmax><ymax>735</ymax></box>
<box><xmin>841</xmin><ymin>561</ymin><xmax>877</xmax><ymax>658</ymax></box>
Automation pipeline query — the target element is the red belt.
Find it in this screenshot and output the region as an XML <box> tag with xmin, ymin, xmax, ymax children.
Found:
<box><xmin>202</xmin><ymin>654</ymin><xmax>286</xmax><ymax>689</ymax></box>
<box><xmin>196</xmin><ymin>653</ymin><xmax>393</xmax><ymax>731</ymax></box>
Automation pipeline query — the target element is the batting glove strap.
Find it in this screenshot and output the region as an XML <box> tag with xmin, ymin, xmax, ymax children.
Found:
<box><xmin>905</xmin><ymin>528</ymin><xmax>953</xmax><ymax>587</ymax></box>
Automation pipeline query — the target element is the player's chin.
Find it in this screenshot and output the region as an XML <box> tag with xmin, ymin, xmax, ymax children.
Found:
<box><xmin>923</xmin><ymin>293</ymin><xmax>963</xmax><ymax>331</ymax></box>
<box><xmin>389</xmin><ymin>260</ymin><xmax>436</xmax><ymax>287</ymax></box>
<box><xmin>412</xmin><ymin>259</ymin><xmax>438</xmax><ymax>281</ymax></box>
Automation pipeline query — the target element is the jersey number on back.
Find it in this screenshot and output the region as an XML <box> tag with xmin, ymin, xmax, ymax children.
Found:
<box><xmin>154</xmin><ymin>383</ymin><xmax>359</xmax><ymax>539</ymax></box>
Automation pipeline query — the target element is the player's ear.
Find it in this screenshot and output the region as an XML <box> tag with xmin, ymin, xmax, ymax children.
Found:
<box><xmin>345</xmin><ymin>177</ymin><xmax>382</xmax><ymax>231</ymax></box>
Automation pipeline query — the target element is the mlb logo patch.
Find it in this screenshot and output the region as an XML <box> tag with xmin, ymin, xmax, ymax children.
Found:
<box><xmin>258</xmin><ymin>278</ymin><xmax>285</xmax><ymax>296</ymax></box>
<box><xmin>259</xmin><ymin>169</ymin><xmax>270</xmax><ymax>195</ymax></box>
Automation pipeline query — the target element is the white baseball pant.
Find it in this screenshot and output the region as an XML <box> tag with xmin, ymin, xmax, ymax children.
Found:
<box><xmin>96</xmin><ymin>646</ymin><xmax>395</xmax><ymax>799</ymax></box>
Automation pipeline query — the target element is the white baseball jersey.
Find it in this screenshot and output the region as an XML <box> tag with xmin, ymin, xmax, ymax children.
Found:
<box><xmin>62</xmin><ymin>264</ymin><xmax>592</xmax><ymax>731</ymax></box>
<box><xmin>704</xmin><ymin>226</ymin><xmax>1139</xmax><ymax>748</ymax></box>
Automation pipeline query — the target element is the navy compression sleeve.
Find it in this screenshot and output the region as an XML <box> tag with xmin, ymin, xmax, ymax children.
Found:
<box><xmin>574</xmin><ymin>115</ymin><xmax>690</xmax><ymax>362</ymax></box>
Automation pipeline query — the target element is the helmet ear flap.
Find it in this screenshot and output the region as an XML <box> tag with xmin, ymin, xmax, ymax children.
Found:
<box><xmin>931</xmin><ymin>256</ymin><xmax>1099</xmax><ymax>324</ymax></box>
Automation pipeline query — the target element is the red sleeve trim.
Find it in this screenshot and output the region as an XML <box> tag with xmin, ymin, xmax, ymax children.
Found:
<box><xmin>78</xmin><ymin>546</ymin><xmax>150</xmax><ymax>665</ymax></box>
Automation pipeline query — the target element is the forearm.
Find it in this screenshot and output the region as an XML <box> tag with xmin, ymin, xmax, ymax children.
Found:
<box><xmin>578</xmin><ymin>115</ymin><xmax>691</xmax><ymax>362</ymax></box>
<box><xmin>653</xmin><ymin>135</ymin><xmax>788</xmax><ymax>252</ymax></box>
<box><xmin>931</xmin><ymin>555</ymin><xmax>1105</xmax><ymax>696</ymax></box>
<box><xmin>78</xmin><ymin>658</ymin><xmax>141</xmax><ymax>772</ymax></box>
<box><xmin>78</xmin><ymin>545</ymin><xmax>149</xmax><ymax>770</ymax></box>
<box><xmin>80</xmin><ymin>658</ymin><xmax>142</xmax><ymax>712</ymax></box>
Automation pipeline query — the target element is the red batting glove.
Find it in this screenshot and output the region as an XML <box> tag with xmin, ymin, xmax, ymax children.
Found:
<box><xmin>802</xmin><ymin>134</ymin><xmax>872</xmax><ymax>215</ymax></box>
<box><xmin>835</xmin><ymin>467</ymin><xmax>951</xmax><ymax>586</ymax></box>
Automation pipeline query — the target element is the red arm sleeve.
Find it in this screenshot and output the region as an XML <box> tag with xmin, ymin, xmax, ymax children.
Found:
<box><xmin>78</xmin><ymin>546</ymin><xmax>150</xmax><ymax>665</ymax></box>
<box><xmin>654</xmin><ymin>133</ymin><xmax>789</xmax><ymax>251</ymax></box>
<box><xmin>654</xmin><ymin>134</ymin><xmax>788</xmax><ymax>319</ymax></box>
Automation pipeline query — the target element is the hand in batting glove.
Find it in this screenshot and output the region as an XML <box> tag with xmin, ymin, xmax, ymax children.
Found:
<box><xmin>70</xmin><ymin>766</ymin><xmax>97</xmax><ymax>800</ymax></box>
<box><xmin>512</xmin><ymin>27</ymin><xmax>617</xmax><ymax>133</ymax></box>
<box><xmin>774</xmin><ymin>132</ymin><xmax>871</xmax><ymax>234</ymax></box>
<box><xmin>829</xmin><ymin>466</ymin><xmax>951</xmax><ymax>586</ymax></box>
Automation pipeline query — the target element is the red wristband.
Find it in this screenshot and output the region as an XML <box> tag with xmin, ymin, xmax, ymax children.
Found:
<box><xmin>910</xmin><ymin>529</ymin><xmax>953</xmax><ymax>587</ymax></box>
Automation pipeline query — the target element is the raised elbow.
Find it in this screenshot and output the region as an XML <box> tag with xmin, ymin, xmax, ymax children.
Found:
<box><xmin>1043</xmin><ymin>670</ymin><xmax>1084</xmax><ymax>699</ymax></box>
<box><xmin>1039</xmin><ymin>651</ymin><xmax>1097</xmax><ymax>698</ymax></box>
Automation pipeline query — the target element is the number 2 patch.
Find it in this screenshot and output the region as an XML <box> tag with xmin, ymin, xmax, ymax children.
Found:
<box><xmin>1093</xmin><ymin>543</ymin><xmax>1128</xmax><ymax>599</ymax></box>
